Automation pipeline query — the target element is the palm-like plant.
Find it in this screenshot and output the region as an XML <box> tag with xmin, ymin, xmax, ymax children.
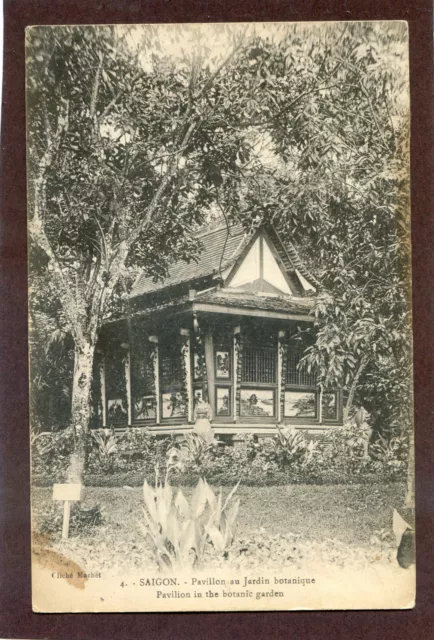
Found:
<box><xmin>30</xmin><ymin>425</ymin><xmax>54</xmax><ymax>455</ymax></box>
<box><xmin>181</xmin><ymin>432</ymin><xmax>214</xmax><ymax>464</ymax></box>
<box><xmin>91</xmin><ymin>428</ymin><xmax>118</xmax><ymax>458</ymax></box>
<box><xmin>272</xmin><ymin>425</ymin><xmax>309</xmax><ymax>468</ymax></box>
<box><xmin>371</xmin><ymin>435</ymin><xmax>408</xmax><ymax>471</ymax></box>
<box><xmin>140</xmin><ymin>473</ymin><xmax>240</xmax><ymax>571</ymax></box>
<box><xmin>166</xmin><ymin>432</ymin><xmax>215</xmax><ymax>473</ymax></box>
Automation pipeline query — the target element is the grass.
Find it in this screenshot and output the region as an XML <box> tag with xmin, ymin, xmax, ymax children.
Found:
<box><xmin>32</xmin><ymin>482</ymin><xmax>406</xmax><ymax>576</ymax></box>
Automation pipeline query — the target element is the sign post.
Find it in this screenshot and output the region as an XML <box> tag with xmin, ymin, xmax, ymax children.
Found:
<box><xmin>52</xmin><ymin>483</ymin><xmax>82</xmax><ymax>539</ymax></box>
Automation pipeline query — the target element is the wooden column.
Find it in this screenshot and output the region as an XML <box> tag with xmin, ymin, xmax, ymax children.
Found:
<box><xmin>149</xmin><ymin>336</ymin><xmax>160</xmax><ymax>424</ymax></box>
<box><xmin>318</xmin><ymin>386</ymin><xmax>323</xmax><ymax>424</ymax></box>
<box><xmin>204</xmin><ymin>331</ymin><xmax>215</xmax><ymax>419</ymax></box>
<box><xmin>123</xmin><ymin>347</ymin><xmax>133</xmax><ymax>426</ymax></box>
<box><xmin>180</xmin><ymin>328</ymin><xmax>193</xmax><ymax>424</ymax></box>
<box><xmin>277</xmin><ymin>330</ymin><xmax>286</xmax><ymax>424</ymax></box>
<box><xmin>233</xmin><ymin>326</ymin><xmax>240</xmax><ymax>422</ymax></box>
<box><xmin>99</xmin><ymin>357</ymin><xmax>107</xmax><ymax>427</ymax></box>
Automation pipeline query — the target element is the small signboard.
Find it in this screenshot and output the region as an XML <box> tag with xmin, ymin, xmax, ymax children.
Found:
<box><xmin>52</xmin><ymin>483</ymin><xmax>82</xmax><ymax>502</ymax></box>
<box><xmin>52</xmin><ymin>483</ymin><xmax>83</xmax><ymax>539</ymax></box>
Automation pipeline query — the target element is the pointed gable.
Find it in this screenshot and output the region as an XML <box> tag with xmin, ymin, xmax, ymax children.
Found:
<box><xmin>226</xmin><ymin>237</ymin><xmax>260</xmax><ymax>287</ymax></box>
<box><xmin>226</xmin><ymin>230</ymin><xmax>295</xmax><ymax>295</ymax></box>
<box><xmin>262</xmin><ymin>236</ymin><xmax>292</xmax><ymax>294</ymax></box>
<box><xmin>129</xmin><ymin>220</ymin><xmax>316</xmax><ymax>300</ymax></box>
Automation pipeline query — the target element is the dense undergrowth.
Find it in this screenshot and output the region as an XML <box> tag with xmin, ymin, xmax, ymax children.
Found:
<box><xmin>31</xmin><ymin>423</ymin><xmax>408</xmax><ymax>487</ymax></box>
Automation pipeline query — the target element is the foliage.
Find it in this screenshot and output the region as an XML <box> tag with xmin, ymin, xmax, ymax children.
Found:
<box><xmin>90</xmin><ymin>428</ymin><xmax>118</xmax><ymax>472</ymax></box>
<box><xmin>140</xmin><ymin>473</ymin><xmax>240</xmax><ymax>570</ymax></box>
<box><xmin>115</xmin><ymin>427</ymin><xmax>153</xmax><ymax>457</ymax></box>
<box><xmin>204</xmin><ymin>480</ymin><xmax>241</xmax><ymax>552</ymax></box>
<box><xmin>229</xmin><ymin>23</ymin><xmax>411</xmax><ymax>431</ymax></box>
<box><xmin>39</xmin><ymin>502</ymin><xmax>104</xmax><ymax>537</ymax></box>
<box><xmin>30</xmin><ymin>426</ymin><xmax>55</xmax><ymax>455</ymax></box>
<box><xmin>182</xmin><ymin>432</ymin><xmax>215</xmax><ymax>464</ymax></box>
<box><xmin>307</xmin><ymin>424</ymin><xmax>409</xmax><ymax>482</ymax></box>
<box><xmin>370</xmin><ymin>435</ymin><xmax>408</xmax><ymax>479</ymax></box>
<box><xmin>26</xmin><ymin>24</ymin><xmax>299</xmax><ymax>445</ymax></box>
<box><xmin>86</xmin><ymin>431</ymin><xmax>178</xmax><ymax>474</ymax></box>
<box><xmin>33</xmin><ymin>424</ymin><xmax>408</xmax><ymax>486</ymax></box>
<box><xmin>271</xmin><ymin>426</ymin><xmax>318</xmax><ymax>469</ymax></box>
<box><xmin>27</xmin><ymin>23</ymin><xmax>411</xmax><ymax>463</ymax></box>
<box><xmin>32</xmin><ymin>482</ymin><xmax>405</xmax><ymax>577</ymax></box>
<box><xmin>29</xmin><ymin>283</ymin><xmax>75</xmax><ymax>432</ymax></box>
<box><xmin>91</xmin><ymin>428</ymin><xmax>118</xmax><ymax>456</ymax></box>
<box><xmin>31</xmin><ymin>426</ymin><xmax>75</xmax><ymax>478</ymax></box>
<box><xmin>322</xmin><ymin>421</ymin><xmax>368</xmax><ymax>457</ymax></box>
<box><xmin>166</xmin><ymin>431</ymin><xmax>216</xmax><ymax>473</ymax></box>
<box><xmin>233</xmin><ymin>429</ymin><xmax>320</xmax><ymax>477</ymax></box>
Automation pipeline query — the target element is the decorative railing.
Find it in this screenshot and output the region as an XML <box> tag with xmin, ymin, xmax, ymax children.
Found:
<box><xmin>241</xmin><ymin>346</ymin><xmax>276</xmax><ymax>384</ymax></box>
<box><xmin>285</xmin><ymin>349</ymin><xmax>317</xmax><ymax>387</ymax></box>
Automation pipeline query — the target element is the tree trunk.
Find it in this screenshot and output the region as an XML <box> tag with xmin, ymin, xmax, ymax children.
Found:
<box><xmin>71</xmin><ymin>338</ymin><xmax>96</xmax><ymax>469</ymax></box>
<box><xmin>343</xmin><ymin>356</ymin><xmax>368</xmax><ymax>423</ymax></box>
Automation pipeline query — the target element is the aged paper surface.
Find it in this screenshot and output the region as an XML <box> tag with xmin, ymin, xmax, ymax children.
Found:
<box><xmin>27</xmin><ymin>21</ymin><xmax>414</xmax><ymax>612</ymax></box>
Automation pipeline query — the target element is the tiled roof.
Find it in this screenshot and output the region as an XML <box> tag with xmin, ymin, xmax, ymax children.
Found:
<box><xmin>195</xmin><ymin>289</ymin><xmax>315</xmax><ymax>315</ymax></box>
<box><xmin>104</xmin><ymin>288</ymin><xmax>314</xmax><ymax>327</ymax></box>
<box><xmin>130</xmin><ymin>220</ymin><xmax>317</xmax><ymax>299</ymax></box>
<box><xmin>131</xmin><ymin>223</ymin><xmax>247</xmax><ymax>298</ymax></box>
<box><xmin>103</xmin><ymin>294</ymin><xmax>191</xmax><ymax>325</ymax></box>
<box><xmin>266</xmin><ymin>225</ymin><xmax>315</xmax><ymax>285</ymax></box>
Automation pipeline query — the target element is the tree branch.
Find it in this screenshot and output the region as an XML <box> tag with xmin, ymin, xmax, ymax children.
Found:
<box><xmin>100</xmin><ymin>69</ymin><xmax>142</xmax><ymax>120</ymax></box>
<box><xmin>335</xmin><ymin>57</ymin><xmax>390</xmax><ymax>152</ymax></box>
<box><xmin>194</xmin><ymin>26</ymin><xmax>249</xmax><ymax>101</ymax></box>
<box><xmin>220</xmin><ymin>82</ymin><xmax>345</xmax><ymax>130</ymax></box>
<box><xmin>130</xmin><ymin>118</ymin><xmax>198</xmax><ymax>246</ymax></box>
<box><xmin>28</xmin><ymin>221</ymin><xmax>85</xmax><ymax>344</ymax></box>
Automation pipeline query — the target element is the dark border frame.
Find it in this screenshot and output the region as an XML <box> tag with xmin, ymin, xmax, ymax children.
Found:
<box><xmin>0</xmin><ymin>1</ymin><xmax>433</xmax><ymax>638</ymax></box>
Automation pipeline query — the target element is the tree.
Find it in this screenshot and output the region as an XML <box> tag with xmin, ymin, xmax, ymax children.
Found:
<box><xmin>229</xmin><ymin>22</ymin><xmax>411</xmax><ymax>435</ymax></box>
<box><xmin>236</xmin><ymin>22</ymin><xmax>412</xmax><ymax>496</ymax></box>
<box><xmin>28</xmin><ymin>24</ymin><xmax>345</xmax><ymax>456</ymax></box>
<box><xmin>230</xmin><ymin>22</ymin><xmax>411</xmax><ymax>498</ymax></box>
<box><xmin>27</xmin><ymin>25</ymin><xmax>252</xmax><ymax>456</ymax></box>
<box><xmin>27</xmin><ymin>23</ymin><xmax>411</xmax><ymax>478</ymax></box>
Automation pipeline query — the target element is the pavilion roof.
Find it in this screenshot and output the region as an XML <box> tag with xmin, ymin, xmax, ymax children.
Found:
<box><xmin>130</xmin><ymin>220</ymin><xmax>316</xmax><ymax>299</ymax></box>
<box><xmin>130</xmin><ymin>223</ymin><xmax>247</xmax><ymax>298</ymax></box>
<box><xmin>194</xmin><ymin>288</ymin><xmax>315</xmax><ymax>315</ymax></box>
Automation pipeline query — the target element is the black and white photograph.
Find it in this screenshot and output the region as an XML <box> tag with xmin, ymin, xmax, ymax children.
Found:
<box><xmin>26</xmin><ymin>21</ymin><xmax>414</xmax><ymax>612</ymax></box>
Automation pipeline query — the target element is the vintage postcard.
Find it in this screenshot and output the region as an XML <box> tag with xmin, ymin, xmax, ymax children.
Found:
<box><xmin>27</xmin><ymin>21</ymin><xmax>415</xmax><ymax>612</ymax></box>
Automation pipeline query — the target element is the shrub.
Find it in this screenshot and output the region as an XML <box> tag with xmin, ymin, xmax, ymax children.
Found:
<box><xmin>370</xmin><ymin>435</ymin><xmax>408</xmax><ymax>480</ymax></box>
<box><xmin>87</xmin><ymin>428</ymin><xmax>119</xmax><ymax>473</ymax></box>
<box><xmin>231</xmin><ymin>430</ymin><xmax>320</xmax><ymax>478</ymax></box>
<box><xmin>165</xmin><ymin>432</ymin><xmax>216</xmax><ymax>474</ymax></box>
<box><xmin>31</xmin><ymin>422</ymin><xmax>408</xmax><ymax>486</ymax></box>
<box><xmin>271</xmin><ymin>426</ymin><xmax>318</xmax><ymax>471</ymax></box>
<box><xmin>116</xmin><ymin>427</ymin><xmax>152</xmax><ymax>454</ymax></box>
<box><xmin>180</xmin><ymin>432</ymin><xmax>215</xmax><ymax>466</ymax></box>
<box><xmin>91</xmin><ymin>429</ymin><xmax>118</xmax><ymax>455</ymax></box>
<box><xmin>309</xmin><ymin>423</ymin><xmax>409</xmax><ymax>481</ymax></box>
<box><xmin>31</xmin><ymin>426</ymin><xmax>75</xmax><ymax>478</ymax></box>
<box><xmin>39</xmin><ymin>502</ymin><xmax>104</xmax><ymax>537</ymax></box>
<box><xmin>86</xmin><ymin>430</ymin><xmax>178</xmax><ymax>475</ymax></box>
